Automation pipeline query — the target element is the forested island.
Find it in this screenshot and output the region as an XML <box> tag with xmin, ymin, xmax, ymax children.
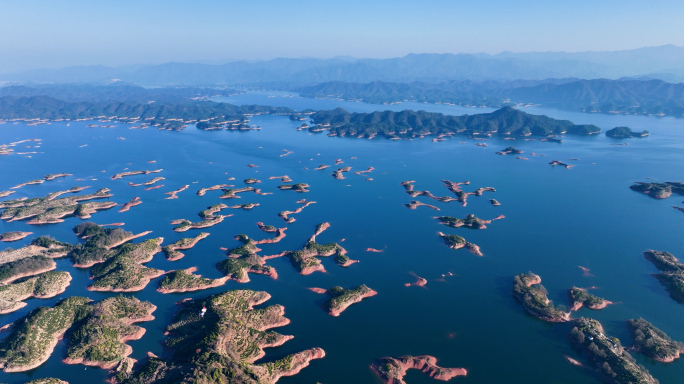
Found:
<box><xmin>569</xmin><ymin>317</ymin><xmax>658</xmax><ymax>384</ymax></box>
<box><xmin>643</xmin><ymin>250</ymin><xmax>684</xmax><ymax>302</ymax></box>
<box><xmin>626</xmin><ymin>318</ymin><xmax>684</xmax><ymax>362</ymax></box>
<box><xmin>310</xmin><ymin>106</ymin><xmax>605</xmax><ymax>139</ymax></box>
<box><xmin>117</xmin><ymin>289</ymin><xmax>324</xmax><ymax>384</ymax></box>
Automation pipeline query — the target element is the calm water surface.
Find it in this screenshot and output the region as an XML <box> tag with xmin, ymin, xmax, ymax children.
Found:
<box><xmin>0</xmin><ymin>92</ymin><xmax>683</xmax><ymax>384</ymax></box>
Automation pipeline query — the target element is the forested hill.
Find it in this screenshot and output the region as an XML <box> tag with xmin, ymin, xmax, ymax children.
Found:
<box><xmin>310</xmin><ymin>106</ymin><xmax>603</xmax><ymax>138</ymax></box>
<box><xmin>297</xmin><ymin>78</ymin><xmax>684</xmax><ymax>117</ymax></box>
<box><xmin>0</xmin><ymin>96</ymin><xmax>293</xmax><ymax>122</ymax></box>
<box><xmin>0</xmin><ymin>84</ymin><xmax>240</xmax><ymax>103</ymax></box>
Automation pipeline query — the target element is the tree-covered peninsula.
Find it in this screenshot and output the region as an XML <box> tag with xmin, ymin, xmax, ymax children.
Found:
<box><xmin>309</xmin><ymin>106</ymin><xmax>604</xmax><ymax>139</ymax></box>
<box><xmin>117</xmin><ymin>289</ymin><xmax>323</xmax><ymax>384</ymax></box>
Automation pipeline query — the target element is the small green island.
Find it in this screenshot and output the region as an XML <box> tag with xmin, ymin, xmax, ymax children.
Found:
<box><xmin>437</xmin><ymin>232</ymin><xmax>482</xmax><ymax>256</ymax></box>
<box><xmin>643</xmin><ymin>249</ymin><xmax>684</xmax><ymax>302</ymax></box>
<box><xmin>0</xmin><ymin>270</ymin><xmax>71</xmax><ymax>314</ymax></box>
<box><xmin>157</xmin><ymin>267</ymin><xmax>228</xmax><ymax>293</ymax></box>
<box><xmin>216</xmin><ymin>234</ymin><xmax>277</xmax><ymax>283</ymax></box>
<box><xmin>310</xmin><ymin>285</ymin><xmax>377</xmax><ymax>316</ymax></box>
<box><xmin>162</xmin><ymin>232</ymin><xmax>210</xmax><ymax>261</ymax></box>
<box><xmin>0</xmin><ymin>231</ymin><xmax>32</xmax><ymax>242</ymax></box>
<box><xmin>434</xmin><ymin>214</ymin><xmax>488</xmax><ymax>229</ymax></box>
<box><xmin>117</xmin><ymin>289</ymin><xmax>324</xmax><ymax>384</ymax></box>
<box><xmin>569</xmin><ymin>317</ymin><xmax>658</xmax><ymax>384</ymax></box>
<box><xmin>370</xmin><ymin>355</ymin><xmax>467</xmax><ymax>384</ymax></box>
<box><xmin>278</xmin><ymin>183</ymin><xmax>310</xmax><ymax>192</ymax></box>
<box><xmin>626</xmin><ymin>318</ymin><xmax>684</xmax><ymax>362</ymax></box>
<box><xmin>568</xmin><ymin>287</ymin><xmax>612</xmax><ymax>311</ymax></box>
<box><xmin>512</xmin><ymin>272</ymin><xmax>569</xmax><ymax>322</ymax></box>
<box><xmin>606</xmin><ymin>126</ymin><xmax>650</xmax><ymax>138</ymax></box>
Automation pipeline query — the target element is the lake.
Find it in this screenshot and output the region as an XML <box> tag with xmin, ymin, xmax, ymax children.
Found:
<box><xmin>0</xmin><ymin>92</ymin><xmax>683</xmax><ymax>384</ymax></box>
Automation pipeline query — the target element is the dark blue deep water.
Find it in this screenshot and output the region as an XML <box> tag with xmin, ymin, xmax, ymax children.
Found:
<box><xmin>1</xmin><ymin>92</ymin><xmax>683</xmax><ymax>384</ymax></box>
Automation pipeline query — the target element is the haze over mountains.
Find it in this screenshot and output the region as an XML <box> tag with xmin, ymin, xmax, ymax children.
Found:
<box><xmin>3</xmin><ymin>45</ymin><xmax>684</xmax><ymax>86</ymax></box>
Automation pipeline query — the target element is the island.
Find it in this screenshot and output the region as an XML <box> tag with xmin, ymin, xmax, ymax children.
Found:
<box><xmin>496</xmin><ymin>146</ymin><xmax>524</xmax><ymax>155</ymax></box>
<box><xmin>309</xmin><ymin>285</ymin><xmax>377</xmax><ymax>316</ymax></box>
<box><xmin>434</xmin><ymin>214</ymin><xmax>502</xmax><ymax>229</ymax></box>
<box><xmin>626</xmin><ymin>318</ymin><xmax>684</xmax><ymax>362</ymax></box>
<box><xmin>117</xmin><ymin>289</ymin><xmax>324</xmax><ymax>384</ymax></box>
<box><xmin>568</xmin><ymin>287</ymin><xmax>612</xmax><ymax>311</ymax></box>
<box><xmin>0</xmin><ymin>271</ymin><xmax>71</xmax><ymax>314</ymax></box>
<box><xmin>0</xmin><ymin>231</ymin><xmax>32</xmax><ymax>242</ymax></box>
<box><xmin>128</xmin><ymin>176</ymin><xmax>164</xmax><ymax>187</ymax></box>
<box><xmin>512</xmin><ymin>272</ymin><xmax>569</xmax><ymax>322</ymax></box>
<box><xmin>405</xmin><ymin>200</ymin><xmax>440</xmax><ymax>210</ymax></box>
<box><xmin>244</xmin><ymin>178</ymin><xmax>261</xmax><ymax>184</ymax></box>
<box><xmin>370</xmin><ymin>355</ymin><xmax>467</xmax><ymax>384</ymax></box>
<box><xmin>643</xmin><ymin>249</ymin><xmax>684</xmax><ymax>302</ymax></box>
<box><xmin>549</xmin><ymin>160</ymin><xmax>574</xmax><ymax>168</ymax></box>
<box><xmin>228</xmin><ymin>203</ymin><xmax>260</xmax><ymax>210</ymax></box>
<box><xmin>219</xmin><ymin>186</ymin><xmax>271</xmax><ymax>199</ymax></box>
<box><xmin>69</xmin><ymin>223</ymin><xmax>155</xmax><ymax>267</ymax></box>
<box><xmin>217</xmin><ymin>234</ymin><xmax>277</xmax><ymax>283</ymax></box>
<box><xmin>171</xmin><ymin>216</ymin><xmax>225</xmax><ymax>232</ymax></box>
<box><xmin>278</xmin><ymin>200</ymin><xmax>316</xmax><ymax>223</ymax></box>
<box><xmin>85</xmin><ymin>238</ymin><xmax>164</xmax><ymax>292</ymax></box>
<box><xmin>111</xmin><ymin>169</ymin><xmax>163</xmax><ymax>180</ymax></box>
<box><xmin>157</xmin><ymin>267</ymin><xmax>228</xmax><ymax>293</ymax></box>
<box><xmin>569</xmin><ymin>317</ymin><xmax>658</xmax><ymax>384</ymax></box>
<box><xmin>310</xmin><ymin>106</ymin><xmax>602</xmax><ymax>139</ymax></box>
<box><xmin>630</xmin><ymin>181</ymin><xmax>684</xmax><ymax>199</ymax></box>
<box><xmin>164</xmin><ymin>184</ymin><xmax>189</xmax><ymax>199</ymax></box>
<box><xmin>490</xmin><ymin>199</ymin><xmax>501</xmax><ymax>206</ymax></box>
<box><xmin>43</xmin><ymin>173</ymin><xmax>72</xmax><ymax>181</ymax></box>
<box><xmin>606</xmin><ymin>126</ymin><xmax>650</xmax><ymax>138</ymax></box>
<box><xmin>196</xmin><ymin>183</ymin><xmax>230</xmax><ymax>196</ymax></box>
<box><xmin>257</xmin><ymin>222</ymin><xmax>278</xmax><ymax>232</ymax></box>
<box><xmin>437</xmin><ymin>232</ymin><xmax>482</xmax><ymax>256</ymax></box>
<box><xmin>269</xmin><ymin>175</ymin><xmax>293</xmax><ymax>182</ymax></box>
<box><xmin>0</xmin><ymin>191</ymin><xmax>15</xmax><ymax>198</ymax></box>
<box><xmin>119</xmin><ymin>197</ymin><xmax>141</xmax><ymax>212</ymax></box>
<box><xmin>162</xmin><ymin>232</ymin><xmax>210</xmax><ymax>261</ymax></box>
<box><xmin>0</xmin><ymin>187</ymin><xmax>114</xmax><ymax>223</ymax></box>
<box><xmin>332</xmin><ymin>167</ymin><xmax>352</xmax><ymax>179</ymax></box>
<box><xmin>278</xmin><ymin>183</ymin><xmax>310</xmax><ymax>192</ymax></box>
<box><xmin>0</xmin><ymin>296</ymin><xmax>155</xmax><ymax>372</ymax></box>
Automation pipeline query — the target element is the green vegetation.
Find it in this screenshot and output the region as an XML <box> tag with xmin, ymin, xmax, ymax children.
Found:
<box><xmin>0</xmin><ymin>294</ymin><xmax>155</xmax><ymax>372</ymax></box>
<box><xmin>439</xmin><ymin>233</ymin><xmax>466</xmax><ymax>247</ymax></box>
<box><xmin>120</xmin><ymin>289</ymin><xmax>322</xmax><ymax>384</ymax></box>
<box><xmin>435</xmin><ymin>214</ymin><xmax>486</xmax><ymax>229</ymax></box>
<box><xmin>278</xmin><ymin>183</ymin><xmax>310</xmax><ymax>192</ymax></box>
<box><xmin>0</xmin><ymin>188</ymin><xmax>113</xmax><ymax>222</ymax></box>
<box><xmin>26</xmin><ymin>379</ymin><xmax>68</xmax><ymax>384</ymax></box>
<box><xmin>90</xmin><ymin>253</ymin><xmax>163</xmax><ymax>292</ymax></box>
<box><xmin>0</xmin><ymin>296</ymin><xmax>91</xmax><ymax>372</ymax></box>
<box><xmin>310</xmin><ymin>106</ymin><xmax>602</xmax><ymax>139</ymax></box>
<box><xmin>606</xmin><ymin>126</ymin><xmax>650</xmax><ymax>138</ymax></box>
<box><xmin>0</xmin><ymin>271</ymin><xmax>71</xmax><ymax>313</ymax></box>
<box><xmin>162</xmin><ymin>232</ymin><xmax>210</xmax><ymax>261</ymax></box>
<box><xmin>569</xmin><ymin>317</ymin><xmax>658</xmax><ymax>384</ymax></box>
<box><xmin>216</xmin><ymin>236</ymin><xmax>274</xmax><ymax>283</ymax></box>
<box><xmin>323</xmin><ymin>285</ymin><xmax>375</xmax><ymax>315</ymax></box>
<box><xmin>512</xmin><ymin>273</ymin><xmax>569</xmax><ymax>322</ymax></box>
<box><xmin>0</xmin><ymin>95</ymin><xmax>294</xmax><ymax>127</ymax></box>
<box><xmin>644</xmin><ymin>250</ymin><xmax>684</xmax><ymax>302</ymax></box>
<box><xmin>627</xmin><ymin>318</ymin><xmax>684</xmax><ymax>362</ymax></box>
<box><xmin>158</xmin><ymin>269</ymin><xmax>222</xmax><ymax>292</ymax></box>
<box><xmin>630</xmin><ymin>182</ymin><xmax>673</xmax><ymax>199</ymax></box>
<box><xmin>244</xmin><ymin>178</ymin><xmax>260</xmax><ymax>184</ymax></box>
<box><xmin>65</xmin><ymin>296</ymin><xmax>155</xmax><ymax>367</ymax></box>
<box><xmin>70</xmin><ymin>223</ymin><xmax>159</xmax><ymax>268</ymax></box>
<box><xmin>0</xmin><ymin>255</ymin><xmax>56</xmax><ymax>284</ymax></box>
<box><xmin>569</xmin><ymin>287</ymin><xmax>609</xmax><ymax>310</ymax></box>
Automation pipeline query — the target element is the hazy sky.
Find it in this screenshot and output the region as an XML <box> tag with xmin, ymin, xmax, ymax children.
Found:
<box><xmin>1</xmin><ymin>0</ymin><xmax>683</xmax><ymax>72</ymax></box>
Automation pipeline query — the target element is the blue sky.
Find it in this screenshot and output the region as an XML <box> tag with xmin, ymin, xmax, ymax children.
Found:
<box><xmin>1</xmin><ymin>0</ymin><xmax>683</xmax><ymax>72</ymax></box>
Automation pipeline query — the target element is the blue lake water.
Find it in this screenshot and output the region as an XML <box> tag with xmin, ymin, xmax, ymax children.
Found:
<box><xmin>0</xmin><ymin>92</ymin><xmax>683</xmax><ymax>384</ymax></box>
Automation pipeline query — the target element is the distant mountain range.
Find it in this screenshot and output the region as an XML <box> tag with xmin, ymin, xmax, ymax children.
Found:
<box><xmin>3</xmin><ymin>45</ymin><xmax>684</xmax><ymax>86</ymax></box>
<box><xmin>297</xmin><ymin>78</ymin><xmax>684</xmax><ymax>116</ymax></box>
